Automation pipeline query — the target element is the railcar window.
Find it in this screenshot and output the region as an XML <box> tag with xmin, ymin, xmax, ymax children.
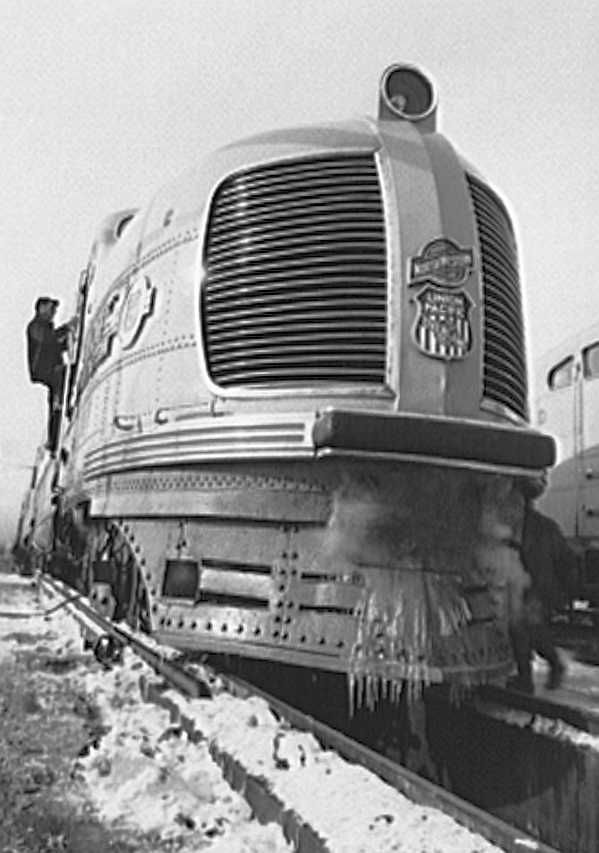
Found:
<box><xmin>547</xmin><ymin>356</ymin><xmax>575</xmax><ymax>390</ymax></box>
<box><xmin>583</xmin><ymin>342</ymin><xmax>599</xmax><ymax>379</ymax></box>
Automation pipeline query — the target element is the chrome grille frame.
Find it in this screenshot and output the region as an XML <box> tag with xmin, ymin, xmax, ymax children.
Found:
<box><xmin>467</xmin><ymin>173</ymin><xmax>528</xmax><ymax>422</ymax></box>
<box><xmin>200</xmin><ymin>154</ymin><xmax>390</xmax><ymax>395</ymax></box>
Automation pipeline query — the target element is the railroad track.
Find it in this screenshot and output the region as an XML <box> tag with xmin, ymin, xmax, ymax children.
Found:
<box><xmin>36</xmin><ymin>572</ymin><xmax>567</xmax><ymax>853</ymax></box>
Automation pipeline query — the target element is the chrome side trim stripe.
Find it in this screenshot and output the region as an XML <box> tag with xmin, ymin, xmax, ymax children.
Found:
<box><xmin>83</xmin><ymin>413</ymin><xmax>316</xmax><ymax>480</ymax></box>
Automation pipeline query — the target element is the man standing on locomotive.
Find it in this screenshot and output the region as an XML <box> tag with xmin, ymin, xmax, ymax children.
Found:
<box><xmin>26</xmin><ymin>297</ymin><xmax>73</xmax><ymax>454</ymax></box>
<box><xmin>509</xmin><ymin>476</ymin><xmax>577</xmax><ymax>693</ymax></box>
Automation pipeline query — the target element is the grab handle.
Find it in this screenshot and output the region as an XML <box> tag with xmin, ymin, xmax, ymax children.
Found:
<box><xmin>113</xmin><ymin>414</ymin><xmax>141</xmax><ymax>432</ymax></box>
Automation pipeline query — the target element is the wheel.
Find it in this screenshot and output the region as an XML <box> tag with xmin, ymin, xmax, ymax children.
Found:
<box><xmin>91</xmin><ymin>523</ymin><xmax>151</xmax><ymax>632</ymax></box>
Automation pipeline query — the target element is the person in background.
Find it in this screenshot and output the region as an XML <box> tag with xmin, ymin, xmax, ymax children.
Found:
<box><xmin>509</xmin><ymin>476</ymin><xmax>577</xmax><ymax>693</ymax></box>
<box><xmin>26</xmin><ymin>297</ymin><xmax>73</xmax><ymax>453</ymax></box>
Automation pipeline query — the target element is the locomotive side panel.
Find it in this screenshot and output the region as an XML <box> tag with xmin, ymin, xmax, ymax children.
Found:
<box><xmin>114</xmin><ymin>225</ymin><xmax>204</xmax><ymax>421</ymax></box>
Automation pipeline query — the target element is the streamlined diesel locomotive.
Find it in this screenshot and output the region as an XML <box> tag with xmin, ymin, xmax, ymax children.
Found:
<box><xmin>16</xmin><ymin>64</ymin><xmax>555</xmax><ymax>702</ymax></box>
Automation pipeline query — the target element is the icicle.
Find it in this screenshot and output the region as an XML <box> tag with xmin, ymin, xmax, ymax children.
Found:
<box><xmin>325</xmin><ymin>465</ymin><xmax>524</xmax><ymax>699</ymax></box>
<box><xmin>348</xmin><ymin>670</ymin><xmax>356</xmax><ymax>717</ymax></box>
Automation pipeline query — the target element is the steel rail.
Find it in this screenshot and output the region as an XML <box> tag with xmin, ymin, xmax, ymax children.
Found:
<box><xmin>38</xmin><ymin>573</ymin><xmax>559</xmax><ymax>853</ymax></box>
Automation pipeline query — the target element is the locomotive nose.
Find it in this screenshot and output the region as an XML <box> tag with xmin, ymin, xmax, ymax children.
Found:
<box><xmin>378</xmin><ymin>63</ymin><xmax>438</xmax><ymax>130</ymax></box>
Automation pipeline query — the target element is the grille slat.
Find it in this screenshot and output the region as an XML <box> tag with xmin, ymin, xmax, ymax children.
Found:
<box><xmin>206</xmin><ymin>294</ymin><xmax>385</xmax><ymax>314</ymax></box>
<box><xmin>214</xmin><ymin>366</ymin><xmax>383</xmax><ymax>385</ymax></box>
<box><xmin>217</xmin><ymin>157</ymin><xmax>376</xmax><ymax>184</ymax></box>
<box><xmin>208</xmin><ymin>215</ymin><xmax>384</xmax><ymax>246</ymax></box>
<box><xmin>467</xmin><ymin>173</ymin><xmax>527</xmax><ymax>419</ymax></box>
<box><xmin>205</xmin><ymin>308</ymin><xmax>386</xmax><ymax>330</ymax></box>
<box><xmin>212</xmin><ymin>202</ymin><xmax>384</xmax><ymax>229</ymax></box>
<box><xmin>484</xmin><ymin>353</ymin><xmax>527</xmax><ymax>392</ymax></box>
<box><xmin>475</xmin><ymin>247</ymin><xmax>520</xmax><ymax>287</ymax></box>
<box><xmin>483</xmin><ymin>298</ymin><xmax>524</xmax><ymax>333</ymax></box>
<box><xmin>203</xmin><ymin>155</ymin><xmax>387</xmax><ymax>387</ymax></box>
<box><xmin>484</xmin><ymin>316</ymin><xmax>525</xmax><ymax>359</ymax></box>
<box><xmin>215</xmin><ymin>180</ymin><xmax>379</xmax><ymax>199</ymax></box>
<box><xmin>483</xmin><ymin>366</ymin><xmax>527</xmax><ymax>400</ymax></box>
<box><xmin>207</xmin><ymin>253</ymin><xmax>385</xmax><ymax>280</ymax></box>
<box><xmin>207</xmin><ymin>233</ymin><xmax>385</xmax><ymax>262</ymax></box>
<box><xmin>206</xmin><ymin>284</ymin><xmax>386</xmax><ymax>304</ymax></box>
<box><xmin>205</xmin><ymin>271</ymin><xmax>385</xmax><ymax>294</ymax></box>
<box><xmin>482</xmin><ymin>274</ymin><xmax>522</xmax><ymax>312</ymax></box>
<box><xmin>216</xmin><ymin>166</ymin><xmax>379</xmax><ymax>202</ymax></box>
<box><xmin>208</xmin><ymin>330</ymin><xmax>383</xmax><ymax>351</ymax></box>
<box><xmin>216</xmin><ymin>186</ymin><xmax>383</xmax><ymax>211</ymax></box>
<box><xmin>211</xmin><ymin>351</ymin><xmax>384</xmax><ymax>368</ymax></box>
<box><xmin>216</xmin><ymin>191</ymin><xmax>379</xmax><ymax>216</ymax></box>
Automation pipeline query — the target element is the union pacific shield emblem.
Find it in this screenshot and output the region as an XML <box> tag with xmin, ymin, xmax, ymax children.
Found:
<box><xmin>412</xmin><ymin>285</ymin><xmax>473</xmax><ymax>360</ymax></box>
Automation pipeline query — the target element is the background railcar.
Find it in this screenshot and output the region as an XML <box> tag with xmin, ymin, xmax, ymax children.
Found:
<box><xmin>17</xmin><ymin>64</ymin><xmax>555</xmax><ymax>702</ymax></box>
<box><xmin>535</xmin><ymin>328</ymin><xmax>599</xmax><ymax>611</ymax></box>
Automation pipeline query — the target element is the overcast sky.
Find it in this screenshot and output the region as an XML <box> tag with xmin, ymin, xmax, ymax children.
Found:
<box><xmin>0</xmin><ymin>0</ymin><xmax>597</xmax><ymax>539</ymax></box>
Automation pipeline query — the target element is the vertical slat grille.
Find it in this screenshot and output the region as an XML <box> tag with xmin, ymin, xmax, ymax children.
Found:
<box><xmin>202</xmin><ymin>155</ymin><xmax>387</xmax><ymax>387</ymax></box>
<box><xmin>467</xmin><ymin>173</ymin><xmax>528</xmax><ymax>420</ymax></box>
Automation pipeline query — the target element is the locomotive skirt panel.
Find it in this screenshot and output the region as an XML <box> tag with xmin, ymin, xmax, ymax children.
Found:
<box><xmin>79</xmin><ymin>458</ymin><xmax>529</xmax><ymax>703</ymax></box>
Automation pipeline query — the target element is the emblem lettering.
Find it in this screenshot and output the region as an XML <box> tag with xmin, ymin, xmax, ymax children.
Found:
<box><xmin>120</xmin><ymin>275</ymin><xmax>156</xmax><ymax>350</ymax></box>
<box><xmin>78</xmin><ymin>273</ymin><xmax>158</xmax><ymax>392</ymax></box>
<box><xmin>412</xmin><ymin>285</ymin><xmax>473</xmax><ymax>361</ymax></box>
<box><xmin>409</xmin><ymin>238</ymin><xmax>474</xmax><ymax>288</ymax></box>
<box><xmin>79</xmin><ymin>289</ymin><xmax>123</xmax><ymax>388</ymax></box>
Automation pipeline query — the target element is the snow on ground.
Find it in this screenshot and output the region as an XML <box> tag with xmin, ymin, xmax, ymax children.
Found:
<box><xmin>5</xmin><ymin>573</ymin><xmax>597</xmax><ymax>852</ymax></box>
<box><xmin>0</xmin><ymin>574</ymin><xmax>82</xmax><ymax>662</ymax></box>
<box><xmin>1</xmin><ymin>576</ymin><xmax>289</xmax><ymax>852</ymax></box>
<box><xmin>78</xmin><ymin>641</ymin><xmax>508</xmax><ymax>852</ymax></box>
<box><xmin>165</xmin><ymin>688</ymin><xmax>505</xmax><ymax>853</ymax></box>
<box><xmin>78</xmin><ymin>656</ymin><xmax>288</xmax><ymax>851</ymax></box>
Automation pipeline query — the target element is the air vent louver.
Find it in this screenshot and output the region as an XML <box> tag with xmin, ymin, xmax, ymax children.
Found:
<box><xmin>202</xmin><ymin>155</ymin><xmax>387</xmax><ymax>387</ymax></box>
<box><xmin>467</xmin><ymin>173</ymin><xmax>527</xmax><ymax>420</ymax></box>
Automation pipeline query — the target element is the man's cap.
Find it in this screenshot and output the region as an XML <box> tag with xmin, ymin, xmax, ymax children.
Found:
<box><xmin>35</xmin><ymin>296</ymin><xmax>59</xmax><ymax>311</ymax></box>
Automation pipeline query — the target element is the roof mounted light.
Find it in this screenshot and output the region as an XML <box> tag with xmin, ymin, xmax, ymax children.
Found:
<box><xmin>378</xmin><ymin>63</ymin><xmax>438</xmax><ymax>131</ymax></box>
